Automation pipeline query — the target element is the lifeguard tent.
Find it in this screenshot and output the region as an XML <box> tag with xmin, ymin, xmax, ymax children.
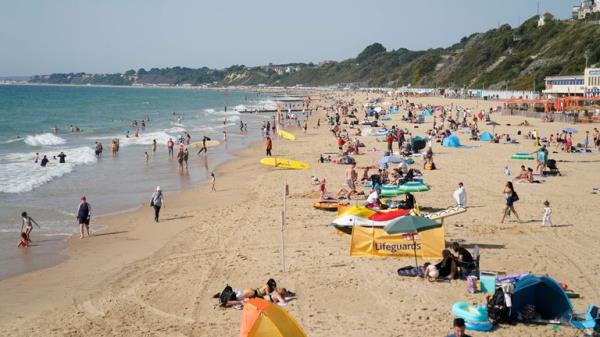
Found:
<box><xmin>240</xmin><ymin>298</ymin><xmax>307</xmax><ymax>337</ymax></box>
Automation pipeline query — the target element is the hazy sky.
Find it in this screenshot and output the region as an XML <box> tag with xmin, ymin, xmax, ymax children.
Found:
<box><xmin>0</xmin><ymin>0</ymin><xmax>572</xmax><ymax>76</ymax></box>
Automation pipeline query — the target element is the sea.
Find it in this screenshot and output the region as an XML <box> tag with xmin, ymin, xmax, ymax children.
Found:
<box><xmin>0</xmin><ymin>84</ymin><xmax>274</xmax><ymax>279</ymax></box>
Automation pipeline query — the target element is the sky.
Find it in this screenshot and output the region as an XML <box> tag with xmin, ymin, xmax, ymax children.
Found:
<box><xmin>0</xmin><ymin>0</ymin><xmax>572</xmax><ymax>76</ymax></box>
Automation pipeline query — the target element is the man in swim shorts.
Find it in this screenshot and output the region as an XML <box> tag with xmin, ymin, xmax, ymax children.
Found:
<box><xmin>346</xmin><ymin>163</ymin><xmax>358</xmax><ymax>199</ymax></box>
<box><xmin>77</xmin><ymin>196</ymin><xmax>92</xmax><ymax>238</ymax></box>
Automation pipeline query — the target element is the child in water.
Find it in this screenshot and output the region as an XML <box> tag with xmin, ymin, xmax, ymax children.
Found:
<box><xmin>17</xmin><ymin>233</ymin><xmax>29</xmax><ymax>248</ymax></box>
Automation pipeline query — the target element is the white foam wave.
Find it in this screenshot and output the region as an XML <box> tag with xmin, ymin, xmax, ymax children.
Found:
<box><xmin>165</xmin><ymin>126</ymin><xmax>186</xmax><ymax>134</ymax></box>
<box><xmin>119</xmin><ymin>131</ymin><xmax>174</xmax><ymax>147</ymax></box>
<box><xmin>0</xmin><ymin>147</ymin><xmax>97</xmax><ymax>193</ymax></box>
<box><xmin>204</xmin><ymin>108</ymin><xmax>240</xmax><ymax>116</ymax></box>
<box><xmin>24</xmin><ymin>133</ymin><xmax>66</xmax><ymax>146</ymax></box>
<box><xmin>2</xmin><ymin>138</ymin><xmax>23</xmax><ymax>144</ymax></box>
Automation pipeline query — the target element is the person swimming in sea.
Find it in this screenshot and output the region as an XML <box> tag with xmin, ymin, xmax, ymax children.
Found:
<box><xmin>40</xmin><ymin>155</ymin><xmax>49</xmax><ymax>167</ymax></box>
<box><xmin>57</xmin><ymin>151</ymin><xmax>66</xmax><ymax>163</ymax></box>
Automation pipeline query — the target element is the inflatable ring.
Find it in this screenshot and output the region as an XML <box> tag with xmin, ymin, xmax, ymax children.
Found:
<box><xmin>465</xmin><ymin>320</ymin><xmax>494</xmax><ymax>332</ymax></box>
<box><xmin>451</xmin><ymin>302</ymin><xmax>488</xmax><ymax>323</ymax></box>
<box><xmin>399</xmin><ymin>181</ymin><xmax>430</xmax><ymax>192</ymax></box>
<box><xmin>511</xmin><ymin>152</ymin><xmax>534</xmax><ymax>160</ymax></box>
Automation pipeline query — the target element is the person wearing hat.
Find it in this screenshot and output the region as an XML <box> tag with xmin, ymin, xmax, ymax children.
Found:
<box><xmin>77</xmin><ymin>196</ymin><xmax>92</xmax><ymax>238</ymax></box>
<box><xmin>150</xmin><ymin>186</ymin><xmax>165</xmax><ymax>222</ymax></box>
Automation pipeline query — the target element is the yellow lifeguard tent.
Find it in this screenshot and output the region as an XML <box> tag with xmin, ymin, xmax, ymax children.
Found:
<box><xmin>240</xmin><ymin>298</ymin><xmax>307</xmax><ymax>337</ymax></box>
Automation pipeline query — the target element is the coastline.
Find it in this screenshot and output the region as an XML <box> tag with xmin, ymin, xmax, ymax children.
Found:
<box><xmin>0</xmin><ymin>136</ymin><xmax>267</xmax><ymax>325</ymax></box>
<box><xmin>1</xmin><ymin>93</ymin><xmax>599</xmax><ymax>337</ymax></box>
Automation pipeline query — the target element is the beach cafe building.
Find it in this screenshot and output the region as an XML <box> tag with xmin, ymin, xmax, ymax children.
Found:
<box><xmin>543</xmin><ymin>75</ymin><xmax>585</xmax><ymax>97</ymax></box>
<box><xmin>543</xmin><ymin>68</ymin><xmax>600</xmax><ymax>97</ymax></box>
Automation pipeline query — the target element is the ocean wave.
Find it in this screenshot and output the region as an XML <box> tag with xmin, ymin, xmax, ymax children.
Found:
<box><xmin>24</xmin><ymin>133</ymin><xmax>67</xmax><ymax>146</ymax></box>
<box><xmin>0</xmin><ymin>147</ymin><xmax>97</xmax><ymax>194</ymax></box>
<box><xmin>1</xmin><ymin>138</ymin><xmax>24</xmax><ymax>144</ymax></box>
<box><xmin>119</xmin><ymin>131</ymin><xmax>174</xmax><ymax>147</ymax></box>
<box><xmin>204</xmin><ymin>108</ymin><xmax>240</xmax><ymax>116</ymax></box>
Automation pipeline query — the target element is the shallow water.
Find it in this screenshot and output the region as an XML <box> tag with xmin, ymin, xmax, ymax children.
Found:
<box><xmin>0</xmin><ymin>84</ymin><xmax>273</xmax><ymax>279</ymax></box>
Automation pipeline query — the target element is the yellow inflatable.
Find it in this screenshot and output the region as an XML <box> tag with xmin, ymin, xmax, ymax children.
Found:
<box><xmin>188</xmin><ymin>140</ymin><xmax>220</xmax><ymax>148</ymax></box>
<box><xmin>277</xmin><ymin>129</ymin><xmax>296</xmax><ymax>141</ymax></box>
<box><xmin>260</xmin><ymin>157</ymin><xmax>309</xmax><ymax>170</ymax></box>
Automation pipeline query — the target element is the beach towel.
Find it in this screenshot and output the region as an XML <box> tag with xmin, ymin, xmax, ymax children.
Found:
<box><xmin>397</xmin><ymin>265</ymin><xmax>426</xmax><ymax>277</ymax></box>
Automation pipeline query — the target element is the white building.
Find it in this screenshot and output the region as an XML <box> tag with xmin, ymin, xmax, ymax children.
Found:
<box><xmin>543</xmin><ymin>68</ymin><xmax>600</xmax><ymax>96</ymax></box>
<box><xmin>585</xmin><ymin>68</ymin><xmax>600</xmax><ymax>95</ymax></box>
<box><xmin>544</xmin><ymin>75</ymin><xmax>585</xmax><ymax>96</ymax></box>
<box><xmin>572</xmin><ymin>0</ymin><xmax>600</xmax><ymax>19</ymax></box>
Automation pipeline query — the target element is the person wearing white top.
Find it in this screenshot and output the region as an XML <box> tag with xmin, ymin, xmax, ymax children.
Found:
<box><xmin>453</xmin><ymin>182</ymin><xmax>467</xmax><ymax>208</ymax></box>
<box><xmin>542</xmin><ymin>200</ymin><xmax>552</xmax><ymax>227</ymax></box>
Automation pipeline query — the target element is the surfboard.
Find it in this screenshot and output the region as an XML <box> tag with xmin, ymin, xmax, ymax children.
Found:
<box><xmin>260</xmin><ymin>157</ymin><xmax>309</xmax><ymax>170</ymax></box>
<box><xmin>277</xmin><ymin>129</ymin><xmax>296</xmax><ymax>141</ymax></box>
<box><xmin>188</xmin><ymin>140</ymin><xmax>220</xmax><ymax>149</ymax></box>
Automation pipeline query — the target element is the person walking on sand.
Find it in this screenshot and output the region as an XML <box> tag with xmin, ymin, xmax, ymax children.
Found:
<box><xmin>542</xmin><ymin>200</ymin><xmax>553</xmax><ymax>227</ymax></box>
<box><xmin>151</xmin><ymin>187</ymin><xmax>165</xmax><ymax>222</ymax></box>
<box><xmin>210</xmin><ymin>172</ymin><xmax>216</xmax><ymax>192</ymax></box>
<box><xmin>266</xmin><ymin>136</ymin><xmax>272</xmax><ymax>157</ymax></box>
<box><xmin>453</xmin><ymin>182</ymin><xmax>467</xmax><ymax>208</ymax></box>
<box><xmin>501</xmin><ymin>181</ymin><xmax>521</xmax><ymax>223</ymax></box>
<box><xmin>77</xmin><ymin>196</ymin><xmax>92</xmax><ymax>238</ymax></box>
<box><xmin>346</xmin><ymin>163</ymin><xmax>358</xmax><ymax>199</ymax></box>
<box><xmin>21</xmin><ymin>211</ymin><xmax>40</xmax><ymax>242</ymax></box>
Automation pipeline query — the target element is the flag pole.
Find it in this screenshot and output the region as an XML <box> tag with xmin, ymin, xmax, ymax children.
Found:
<box><xmin>281</xmin><ymin>181</ymin><xmax>288</xmax><ymax>272</ymax></box>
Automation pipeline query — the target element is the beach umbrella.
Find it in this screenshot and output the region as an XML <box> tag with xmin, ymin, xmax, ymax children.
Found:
<box><xmin>562</xmin><ymin>127</ymin><xmax>578</xmax><ymax>134</ymax></box>
<box><xmin>378</xmin><ymin>156</ymin><xmax>403</xmax><ymax>166</ymax></box>
<box><xmin>384</xmin><ymin>216</ymin><xmax>440</xmax><ymax>268</ymax></box>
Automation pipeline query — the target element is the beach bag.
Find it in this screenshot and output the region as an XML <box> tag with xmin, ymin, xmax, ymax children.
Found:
<box><xmin>512</xmin><ymin>192</ymin><xmax>519</xmax><ymax>202</ymax></box>
<box><xmin>487</xmin><ymin>287</ymin><xmax>510</xmax><ymax>324</ymax></box>
<box><xmin>219</xmin><ymin>285</ymin><xmax>236</xmax><ymax>306</ymax></box>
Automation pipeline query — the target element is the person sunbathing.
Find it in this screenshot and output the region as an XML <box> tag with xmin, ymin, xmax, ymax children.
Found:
<box><xmin>222</xmin><ymin>279</ymin><xmax>293</xmax><ymax>307</ymax></box>
<box><xmin>513</xmin><ymin>165</ymin><xmax>528</xmax><ymax>181</ymax></box>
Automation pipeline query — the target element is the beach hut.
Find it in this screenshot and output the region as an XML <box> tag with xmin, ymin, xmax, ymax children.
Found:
<box><xmin>442</xmin><ymin>134</ymin><xmax>461</xmax><ymax>148</ymax></box>
<box><xmin>479</xmin><ymin>131</ymin><xmax>494</xmax><ymax>141</ymax></box>
<box><xmin>511</xmin><ymin>274</ymin><xmax>573</xmax><ymax>323</ymax></box>
<box><xmin>240</xmin><ymin>298</ymin><xmax>307</xmax><ymax>337</ymax></box>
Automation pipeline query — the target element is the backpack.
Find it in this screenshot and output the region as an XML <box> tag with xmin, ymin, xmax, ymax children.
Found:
<box><xmin>219</xmin><ymin>285</ymin><xmax>237</xmax><ymax>306</ymax></box>
<box><xmin>487</xmin><ymin>287</ymin><xmax>511</xmax><ymax>324</ymax></box>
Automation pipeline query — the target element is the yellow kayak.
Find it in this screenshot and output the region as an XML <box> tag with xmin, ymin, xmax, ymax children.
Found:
<box><xmin>260</xmin><ymin>157</ymin><xmax>310</xmax><ymax>170</ymax></box>
<box><xmin>188</xmin><ymin>140</ymin><xmax>220</xmax><ymax>149</ymax></box>
<box><xmin>277</xmin><ymin>129</ymin><xmax>296</xmax><ymax>141</ymax></box>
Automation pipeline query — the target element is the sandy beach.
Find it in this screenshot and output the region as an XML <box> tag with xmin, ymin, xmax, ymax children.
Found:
<box><xmin>1</xmin><ymin>91</ymin><xmax>599</xmax><ymax>337</ymax></box>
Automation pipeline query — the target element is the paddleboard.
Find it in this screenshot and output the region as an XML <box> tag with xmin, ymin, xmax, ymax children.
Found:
<box><xmin>277</xmin><ymin>129</ymin><xmax>296</xmax><ymax>141</ymax></box>
<box><xmin>188</xmin><ymin>140</ymin><xmax>220</xmax><ymax>149</ymax></box>
<box><xmin>260</xmin><ymin>157</ymin><xmax>309</xmax><ymax>170</ymax></box>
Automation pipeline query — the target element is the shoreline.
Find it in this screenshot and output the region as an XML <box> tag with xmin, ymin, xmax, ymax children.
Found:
<box><xmin>0</xmin><ymin>135</ymin><xmax>268</xmax><ymax>324</ymax></box>
<box><xmin>1</xmin><ymin>92</ymin><xmax>599</xmax><ymax>336</ymax></box>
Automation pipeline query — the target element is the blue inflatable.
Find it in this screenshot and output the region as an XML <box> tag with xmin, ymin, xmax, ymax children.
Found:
<box><xmin>451</xmin><ymin>302</ymin><xmax>487</xmax><ymax>323</ymax></box>
<box><xmin>465</xmin><ymin>320</ymin><xmax>493</xmax><ymax>332</ymax></box>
